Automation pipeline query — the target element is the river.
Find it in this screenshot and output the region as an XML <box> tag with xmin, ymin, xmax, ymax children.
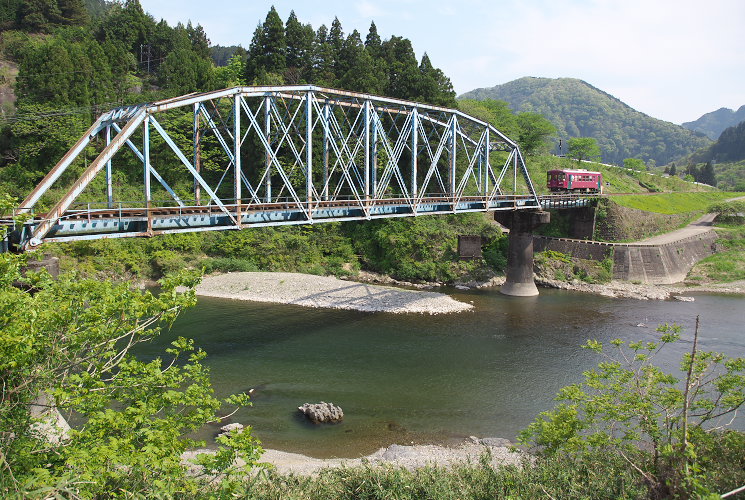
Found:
<box><xmin>137</xmin><ymin>287</ymin><xmax>745</xmax><ymax>458</ymax></box>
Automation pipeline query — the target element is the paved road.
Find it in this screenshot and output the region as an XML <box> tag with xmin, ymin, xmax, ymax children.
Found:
<box><xmin>637</xmin><ymin>213</ymin><xmax>716</xmax><ymax>245</ymax></box>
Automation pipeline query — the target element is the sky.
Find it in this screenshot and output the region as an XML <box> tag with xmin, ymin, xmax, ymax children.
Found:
<box><xmin>140</xmin><ymin>0</ymin><xmax>745</xmax><ymax>125</ymax></box>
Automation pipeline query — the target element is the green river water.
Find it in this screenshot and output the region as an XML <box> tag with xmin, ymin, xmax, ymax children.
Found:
<box><xmin>136</xmin><ymin>287</ymin><xmax>745</xmax><ymax>458</ymax></box>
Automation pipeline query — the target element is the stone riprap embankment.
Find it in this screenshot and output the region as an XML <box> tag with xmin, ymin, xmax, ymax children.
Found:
<box><xmin>534</xmin><ymin>214</ymin><xmax>721</xmax><ymax>286</ymax></box>
<box><xmin>193</xmin><ymin>272</ymin><xmax>472</xmax><ymax>314</ymax></box>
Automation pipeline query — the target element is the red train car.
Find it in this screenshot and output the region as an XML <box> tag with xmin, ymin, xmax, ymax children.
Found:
<box><xmin>547</xmin><ymin>169</ymin><xmax>603</xmax><ymax>193</ymax></box>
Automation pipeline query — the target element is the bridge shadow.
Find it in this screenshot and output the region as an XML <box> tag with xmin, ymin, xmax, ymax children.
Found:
<box><xmin>284</xmin><ymin>281</ymin><xmax>460</xmax><ymax>314</ymax></box>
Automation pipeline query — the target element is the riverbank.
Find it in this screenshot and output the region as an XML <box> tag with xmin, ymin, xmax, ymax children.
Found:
<box><xmin>192</xmin><ymin>271</ymin><xmax>745</xmax><ymax>312</ymax></box>
<box><xmin>537</xmin><ymin>277</ymin><xmax>745</xmax><ymax>300</ymax></box>
<box><xmin>183</xmin><ymin>437</ymin><xmax>522</xmax><ymax>476</ymax></box>
<box><xmin>193</xmin><ymin>272</ymin><xmax>473</xmax><ymax>314</ymax></box>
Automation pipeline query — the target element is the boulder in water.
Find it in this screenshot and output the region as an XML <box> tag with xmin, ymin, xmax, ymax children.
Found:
<box><xmin>298</xmin><ymin>402</ymin><xmax>344</xmax><ymax>424</ymax></box>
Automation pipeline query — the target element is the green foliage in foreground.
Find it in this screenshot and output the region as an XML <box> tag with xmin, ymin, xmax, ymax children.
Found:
<box><xmin>0</xmin><ymin>256</ymin><xmax>263</xmax><ymax>498</ymax></box>
<box><xmin>520</xmin><ymin>323</ymin><xmax>745</xmax><ymax>498</ymax></box>
<box><xmin>236</xmin><ymin>429</ymin><xmax>744</xmax><ymax>499</ymax></box>
<box><xmin>242</xmin><ymin>451</ymin><xmax>649</xmax><ymax>499</ymax></box>
<box><xmin>611</xmin><ymin>192</ymin><xmax>736</xmax><ymax>214</ymax></box>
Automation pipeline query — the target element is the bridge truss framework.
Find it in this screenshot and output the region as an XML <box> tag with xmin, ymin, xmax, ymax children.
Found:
<box><xmin>11</xmin><ymin>85</ymin><xmax>554</xmax><ymax>250</ymax></box>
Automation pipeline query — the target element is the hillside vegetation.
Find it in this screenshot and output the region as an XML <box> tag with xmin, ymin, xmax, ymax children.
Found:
<box><xmin>459</xmin><ymin>77</ymin><xmax>711</xmax><ymax>166</ymax></box>
<box><xmin>715</xmin><ymin>160</ymin><xmax>745</xmax><ymax>191</ymax></box>
<box><xmin>681</xmin><ymin>120</ymin><xmax>745</xmax><ymax>191</ymax></box>
<box><xmin>689</xmin><ymin>120</ymin><xmax>745</xmax><ymax>165</ymax></box>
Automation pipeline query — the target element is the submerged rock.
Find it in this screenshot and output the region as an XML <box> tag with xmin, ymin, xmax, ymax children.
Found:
<box><xmin>298</xmin><ymin>402</ymin><xmax>344</xmax><ymax>424</ymax></box>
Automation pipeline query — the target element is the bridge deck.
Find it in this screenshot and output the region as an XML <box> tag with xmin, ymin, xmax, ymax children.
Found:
<box><xmin>10</xmin><ymin>194</ymin><xmax>593</xmax><ymax>245</ymax></box>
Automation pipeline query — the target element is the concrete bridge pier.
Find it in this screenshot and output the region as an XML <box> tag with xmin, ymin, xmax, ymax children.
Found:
<box><xmin>495</xmin><ymin>210</ymin><xmax>550</xmax><ymax>297</ymax></box>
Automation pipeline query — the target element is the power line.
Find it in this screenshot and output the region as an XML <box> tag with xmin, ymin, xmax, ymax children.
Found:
<box><xmin>14</xmin><ymin>68</ymin><xmax>98</xmax><ymax>79</ymax></box>
<box><xmin>0</xmin><ymin>101</ymin><xmax>129</xmax><ymax>124</ymax></box>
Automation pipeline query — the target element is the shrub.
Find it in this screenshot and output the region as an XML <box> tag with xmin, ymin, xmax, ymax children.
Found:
<box><xmin>482</xmin><ymin>234</ymin><xmax>508</xmax><ymax>271</ymax></box>
<box><xmin>202</xmin><ymin>257</ymin><xmax>259</xmax><ymax>274</ymax></box>
<box><xmin>519</xmin><ymin>320</ymin><xmax>745</xmax><ymax>498</ymax></box>
<box><xmin>709</xmin><ymin>201</ymin><xmax>745</xmax><ymax>224</ymax></box>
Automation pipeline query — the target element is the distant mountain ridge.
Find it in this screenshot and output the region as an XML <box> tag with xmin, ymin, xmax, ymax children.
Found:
<box><xmin>689</xmin><ymin>120</ymin><xmax>745</xmax><ymax>164</ymax></box>
<box><xmin>682</xmin><ymin>106</ymin><xmax>745</xmax><ymax>140</ymax></box>
<box><xmin>459</xmin><ymin>77</ymin><xmax>711</xmax><ymax>165</ymax></box>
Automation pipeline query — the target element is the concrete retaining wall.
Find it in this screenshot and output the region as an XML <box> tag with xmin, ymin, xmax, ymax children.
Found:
<box><xmin>534</xmin><ymin>236</ymin><xmax>612</xmax><ymax>261</ymax></box>
<box><xmin>534</xmin><ymin>230</ymin><xmax>718</xmax><ymax>284</ymax></box>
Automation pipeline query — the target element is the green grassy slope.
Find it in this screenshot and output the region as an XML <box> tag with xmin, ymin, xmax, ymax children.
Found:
<box><xmin>609</xmin><ymin>192</ymin><xmax>736</xmax><ymax>214</ymax></box>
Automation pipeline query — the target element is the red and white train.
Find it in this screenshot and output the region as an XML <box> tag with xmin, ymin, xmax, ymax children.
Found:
<box><xmin>547</xmin><ymin>169</ymin><xmax>603</xmax><ymax>193</ymax></box>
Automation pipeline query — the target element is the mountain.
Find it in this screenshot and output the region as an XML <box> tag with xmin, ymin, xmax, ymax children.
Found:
<box><xmin>682</xmin><ymin>106</ymin><xmax>745</xmax><ymax>140</ymax></box>
<box><xmin>689</xmin><ymin>120</ymin><xmax>745</xmax><ymax>164</ymax></box>
<box><xmin>685</xmin><ymin>120</ymin><xmax>745</xmax><ymax>191</ymax></box>
<box><xmin>459</xmin><ymin>77</ymin><xmax>711</xmax><ymax>166</ymax></box>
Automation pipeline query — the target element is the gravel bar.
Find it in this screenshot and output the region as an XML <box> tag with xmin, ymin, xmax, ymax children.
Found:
<box><xmin>194</xmin><ymin>272</ymin><xmax>473</xmax><ymax>314</ymax></box>
<box><xmin>182</xmin><ymin>438</ymin><xmax>522</xmax><ymax>477</ymax></box>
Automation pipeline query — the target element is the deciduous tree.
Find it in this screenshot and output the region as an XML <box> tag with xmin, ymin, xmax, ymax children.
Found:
<box><xmin>623</xmin><ymin>157</ymin><xmax>646</xmax><ymax>171</ymax></box>
<box><xmin>520</xmin><ymin>321</ymin><xmax>745</xmax><ymax>498</ymax></box>
<box><xmin>568</xmin><ymin>137</ymin><xmax>601</xmax><ymax>163</ymax></box>
<box><xmin>516</xmin><ymin>112</ymin><xmax>556</xmax><ymax>155</ymax></box>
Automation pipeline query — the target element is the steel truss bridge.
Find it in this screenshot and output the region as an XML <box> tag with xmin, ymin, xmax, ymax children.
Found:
<box><xmin>7</xmin><ymin>86</ymin><xmax>592</xmax><ymax>251</ymax></box>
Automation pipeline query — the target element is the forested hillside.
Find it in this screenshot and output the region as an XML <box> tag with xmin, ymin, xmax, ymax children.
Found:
<box><xmin>459</xmin><ymin>77</ymin><xmax>712</xmax><ymax>166</ymax></box>
<box><xmin>686</xmin><ymin>121</ymin><xmax>745</xmax><ymax>191</ymax></box>
<box><xmin>689</xmin><ymin>121</ymin><xmax>745</xmax><ymax>164</ymax></box>
<box><xmin>0</xmin><ymin>1</ymin><xmax>456</xmax><ymax>197</ymax></box>
<box><xmin>682</xmin><ymin>105</ymin><xmax>745</xmax><ymax>140</ymax></box>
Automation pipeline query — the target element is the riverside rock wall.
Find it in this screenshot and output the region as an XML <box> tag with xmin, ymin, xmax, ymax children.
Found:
<box><xmin>534</xmin><ymin>230</ymin><xmax>718</xmax><ymax>284</ymax></box>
